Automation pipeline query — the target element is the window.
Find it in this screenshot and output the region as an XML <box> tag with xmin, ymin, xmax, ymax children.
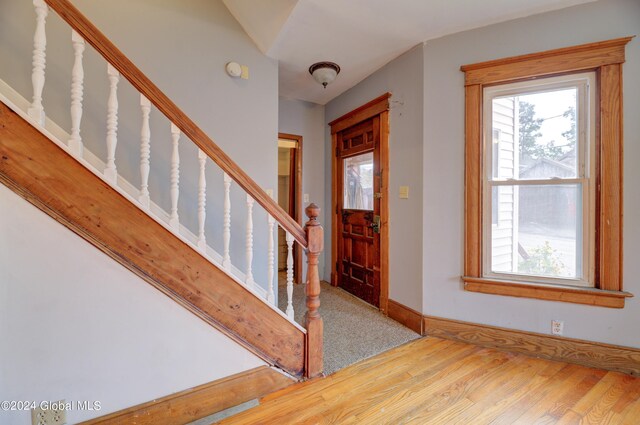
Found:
<box><xmin>461</xmin><ymin>37</ymin><xmax>632</xmax><ymax>308</ymax></box>
<box><xmin>343</xmin><ymin>152</ymin><xmax>374</xmax><ymax>210</ymax></box>
<box><xmin>485</xmin><ymin>74</ymin><xmax>595</xmax><ymax>287</ymax></box>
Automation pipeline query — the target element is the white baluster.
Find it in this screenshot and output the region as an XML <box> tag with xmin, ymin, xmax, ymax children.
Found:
<box><xmin>245</xmin><ymin>195</ymin><xmax>255</xmax><ymax>288</ymax></box>
<box><xmin>222</xmin><ymin>173</ymin><xmax>232</xmax><ymax>271</ymax></box>
<box><xmin>28</xmin><ymin>0</ymin><xmax>48</xmax><ymax>126</ymax></box>
<box><xmin>68</xmin><ymin>30</ymin><xmax>85</xmax><ymax>157</ymax></box>
<box><xmin>267</xmin><ymin>214</ymin><xmax>275</xmax><ymax>304</ymax></box>
<box><xmin>285</xmin><ymin>231</ymin><xmax>295</xmax><ymax>319</ymax></box>
<box><xmin>139</xmin><ymin>95</ymin><xmax>151</xmax><ymax>209</ymax></box>
<box><xmin>169</xmin><ymin>123</ymin><xmax>180</xmax><ymax>230</ymax></box>
<box><xmin>197</xmin><ymin>149</ymin><xmax>207</xmax><ymax>250</ymax></box>
<box><xmin>104</xmin><ymin>64</ymin><xmax>119</xmax><ymax>183</ymax></box>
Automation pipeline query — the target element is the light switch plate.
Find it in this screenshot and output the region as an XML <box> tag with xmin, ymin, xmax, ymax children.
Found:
<box><xmin>399</xmin><ymin>186</ymin><xmax>409</xmax><ymax>199</ymax></box>
<box><xmin>266</xmin><ymin>188</ymin><xmax>274</xmax><ymax>198</ymax></box>
<box><xmin>304</xmin><ymin>193</ymin><xmax>310</xmax><ymax>203</ymax></box>
<box><xmin>240</xmin><ymin>65</ymin><xmax>249</xmax><ymax>80</ymax></box>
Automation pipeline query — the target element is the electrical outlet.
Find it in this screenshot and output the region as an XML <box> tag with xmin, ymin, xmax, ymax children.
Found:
<box><xmin>31</xmin><ymin>401</ymin><xmax>67</xmax><ymax>425</ymax></box>
<box><xmin>551</xmin><ymin>320</ymin><xmax>564</xmax><ymax>336</ymax></box>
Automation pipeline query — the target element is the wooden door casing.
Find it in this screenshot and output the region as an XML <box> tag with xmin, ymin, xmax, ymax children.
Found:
<box><xmin>336</xmin><ymin>116</ymin><xmax>381</xmax><ymax>307</ymax></box>
<box><xmin>330</xmin><ymin>93</ymin><xmax>390</xmax><ymax>313</ymax></box>
<box><xmin>278</xmin><ymin>133</ymin><xmax>303</xmax><ymax>283</ymax></box>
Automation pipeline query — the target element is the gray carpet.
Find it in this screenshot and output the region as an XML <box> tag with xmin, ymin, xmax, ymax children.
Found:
<box><xmin>278</xmin><ymin>275</ymin><xmax>420</xmax><ymax>375</ymax></box>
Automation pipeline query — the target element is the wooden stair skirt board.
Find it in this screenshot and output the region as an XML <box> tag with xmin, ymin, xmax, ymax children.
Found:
<box><xmin>424</xmin><ymin>315</ymin><xmax>640</xmax><ymax>376</ymax></box>
<box><xmin>0</xmin><ymin>102</ymin><xmax>305</xmax><ymax>377</ymax></box>
<box><xmin>79</xmin><ymin>366</ymin><xmax>293</xmax><ymax>425</ymax></box>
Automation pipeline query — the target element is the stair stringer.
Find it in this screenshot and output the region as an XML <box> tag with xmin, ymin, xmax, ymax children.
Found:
<box><xmin>0</xmin><ymin>101</ymin><xmax>306</xmax><ymax>377</ymax></box>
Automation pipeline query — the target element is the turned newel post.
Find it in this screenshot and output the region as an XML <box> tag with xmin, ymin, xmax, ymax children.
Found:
<box><xmin>304</xmin><ymin>203</ymin><xmax>323</xmax><ymax>378</ymax></box>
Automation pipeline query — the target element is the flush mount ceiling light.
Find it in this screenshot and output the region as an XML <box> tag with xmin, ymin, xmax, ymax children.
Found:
<box><xmin>309</xmin><ymin>62</ymin><xmax>340</xmax><ymax>88</ymax></box>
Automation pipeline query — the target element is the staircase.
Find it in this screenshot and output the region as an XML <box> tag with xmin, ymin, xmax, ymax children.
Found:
<box><xmin>0</xmin><ymin>0</ymin><xmax>323</xmax><ymax>386</ymax></box>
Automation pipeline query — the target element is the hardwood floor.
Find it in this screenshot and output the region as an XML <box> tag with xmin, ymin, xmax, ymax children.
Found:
<box><xmin>217</xmin><ymin>337</ymin><xmax>640</xmax><ymax>424</ymax></box>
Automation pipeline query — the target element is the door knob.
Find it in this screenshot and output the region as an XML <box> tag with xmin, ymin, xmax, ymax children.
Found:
<box><xmin>369</xmin><ymin>215</ymin><xmax>381</xmax><ymax>234</ymax></box>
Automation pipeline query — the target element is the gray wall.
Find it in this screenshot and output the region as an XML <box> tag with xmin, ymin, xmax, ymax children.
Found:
<box><xmin>422</xmin><ymin>0</ymin><xmax>640</xmax><ymax>347</ymax></box>
<box><xmin>0</xmin><ymin>0</ymin><xmax>279</xmax><ymax>287</ymax></box>
<box><xmin>325</xmin><ymin>45</ymin><xmax>424</xmax><ymax>311</ymax></box>
<box><xmin>278</xmin><ymin>97</ymin><xmax>326</xmax><ymax>280</ymax></box>
<box><xmin>0</xmin><ymin>185</ymin><xmax>264</xmax><ymax>425</ymax></box>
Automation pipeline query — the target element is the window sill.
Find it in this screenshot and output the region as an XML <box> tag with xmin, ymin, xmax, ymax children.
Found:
<box><xmin>462</xmin><ymin>276</ymin><xmax>632</xmax><ymax>308</ymax></box>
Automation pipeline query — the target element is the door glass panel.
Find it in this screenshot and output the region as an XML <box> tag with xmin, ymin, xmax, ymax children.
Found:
<box><xmin>344</xmin><ymin>152</ymin><xmax>374</xmax><ymax>210</ymax></box>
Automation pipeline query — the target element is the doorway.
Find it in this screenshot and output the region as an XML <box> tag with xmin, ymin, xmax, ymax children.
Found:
<box><xmin>277</xmin><ymin>133</ymin><xmax>302</xmax><ymax>283</ymax></box>
<box><xmin>330</xmin><ymin>94</ymin><xmax>390</xmax><ymax>312</ymax></box>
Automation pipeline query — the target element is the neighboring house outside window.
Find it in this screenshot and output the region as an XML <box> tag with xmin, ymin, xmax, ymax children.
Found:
<box><xmin>460</xmin><ymin>37</ymin><xmax>632</xmax><ymax>308</ymax></box>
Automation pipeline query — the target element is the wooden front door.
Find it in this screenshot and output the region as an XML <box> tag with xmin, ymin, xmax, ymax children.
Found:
<box><xmin>336</xmin><ymin>116</ymin><xmax>381</xmax><ymax>307</ymax></box>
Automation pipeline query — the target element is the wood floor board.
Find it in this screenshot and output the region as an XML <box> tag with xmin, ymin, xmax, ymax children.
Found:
<box><xmin>613</xmin><ymin>379</ymin><xmax>640</xmax><ymax>414</ymax></box>
<box><xmin>312</xmin><ymin>343</ymin><xmax>481</xmax><ymax>424</ymax></box>
<box><xmin>237</xmin><ymin>340</ymin><xmax>474</xmax><ymax>425</ymax></box>
<box><xmin>488</xmin><ymin>364</ymin><xmax>584</xmax><ymax>425</ymax></box>
<box><xmin>217</xmin><ymin>337</ymin><xmax>640</xmax><ymax>425</ymax></box>
<box><xmin>411</xmin><ymin>398</ymin><xmax>474</xmax><ymax>425</ymax></box>
<box><xmin>458</xmin><ymin>360</ymin><xmax>567</xmax><ymax>425</ymax></box>
<box><xmin>581</xmin><ymin>375</ymin><xmax>637</xmax><ymax>424</ymax></box>
<box><xmin>621</xmin><ymin>399</ymin><xmax>640</xmax><ymax>424</ymax></box>
<box><xmin>321</xmin><ymin>341</ymin><xmax>474</xmax><ymax>400</ymax></box>
<box><xmin>446</xmin><ymin>356</ymin><xmax>547</xmax><ymax>425</ymax></box>
<box><xmin>395</xmin><ymin>356</ymin><xmax>512</xmax><ymax>424</ymax></box>
<box><xmin>546</xmin><ymin>368</ymin><xmax>609</xmax><ymax>420</ymax></box>
<box><xmin>556</xmin><ymin>411</ymin><xmax>583</xmax><ymax>425</ymax></box>
<box><xmin>418</xmin><ymin>355</ymin><xmax>539</xmax><ymax>424</ymax></box>
<box><xmin>464</xmin><ymin>354</ymin><xmax>543</xmax><ymax>403</ymax></box>
<box><xmin>259</xmin><ymin>338</ymin><xmax>455</xmax><ymax>408</ymax></box>
<box><xmin>318</xmin><ymin>346</ymin><xmax>483</xmax><ymax>424</ymax></box>
<box><xmin>510</xmin><ymin>366</ymin><xmax>600</xmax><ymax>424</ymax></box>
<box><xmin>328</xmin><ymin>350</ymin><xmax>507</xmax><ymax>424</ymax></box>
<box><xmin>559</xmin><ymin>372</ymin><xmax>623</xmax><ymax>422</ymax></box>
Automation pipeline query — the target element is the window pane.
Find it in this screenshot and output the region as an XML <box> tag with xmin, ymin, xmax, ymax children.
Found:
<box><xmin>492</xmin><ymin>87</ymin><xmax>578</xmax><ymax>180</ymax></box>
<box><xmin>344</xmin><ymin>152</ymin><xmax>374</xmax><ymax>210</ymax></box>
<box><xmin>491</xmin><ymin>184</ymin><xmax>581</xmax><ymax>280</ymax></box>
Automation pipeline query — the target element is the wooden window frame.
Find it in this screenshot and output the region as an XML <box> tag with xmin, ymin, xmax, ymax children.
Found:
<box><xmin>460</xmin><ymin>37</ymin><xmax>634</xmax><ymax>308</ymax></box>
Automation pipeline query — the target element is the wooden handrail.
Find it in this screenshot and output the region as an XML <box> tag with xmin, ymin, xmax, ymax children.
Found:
<box><xmin>43</xmin><ymin>0</ymin><xmax>307</xmax><ymax>246</ymax></box>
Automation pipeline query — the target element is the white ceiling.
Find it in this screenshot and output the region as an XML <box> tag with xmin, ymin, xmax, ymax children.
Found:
<box><xmin>224</xmin><ymin>0</ymin><xmax>596</xmax><ymax>105</ymax></box>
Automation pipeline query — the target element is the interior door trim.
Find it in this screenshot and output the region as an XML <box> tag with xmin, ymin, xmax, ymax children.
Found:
<box><xmin>330</xmin><ymin>93</ymin><xmax>390</xmax><ymax>314</ymax></box>
<box><xmin>278</xmin><ymin>132</ymin><xmax>303</xmax><ymax>284</ymax></box>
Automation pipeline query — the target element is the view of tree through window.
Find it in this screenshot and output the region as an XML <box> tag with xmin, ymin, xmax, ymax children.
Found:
<box><xmin>518</xmin><ymin>101</ymin><xmax>576</xmax><ymax>162</ymax></box>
